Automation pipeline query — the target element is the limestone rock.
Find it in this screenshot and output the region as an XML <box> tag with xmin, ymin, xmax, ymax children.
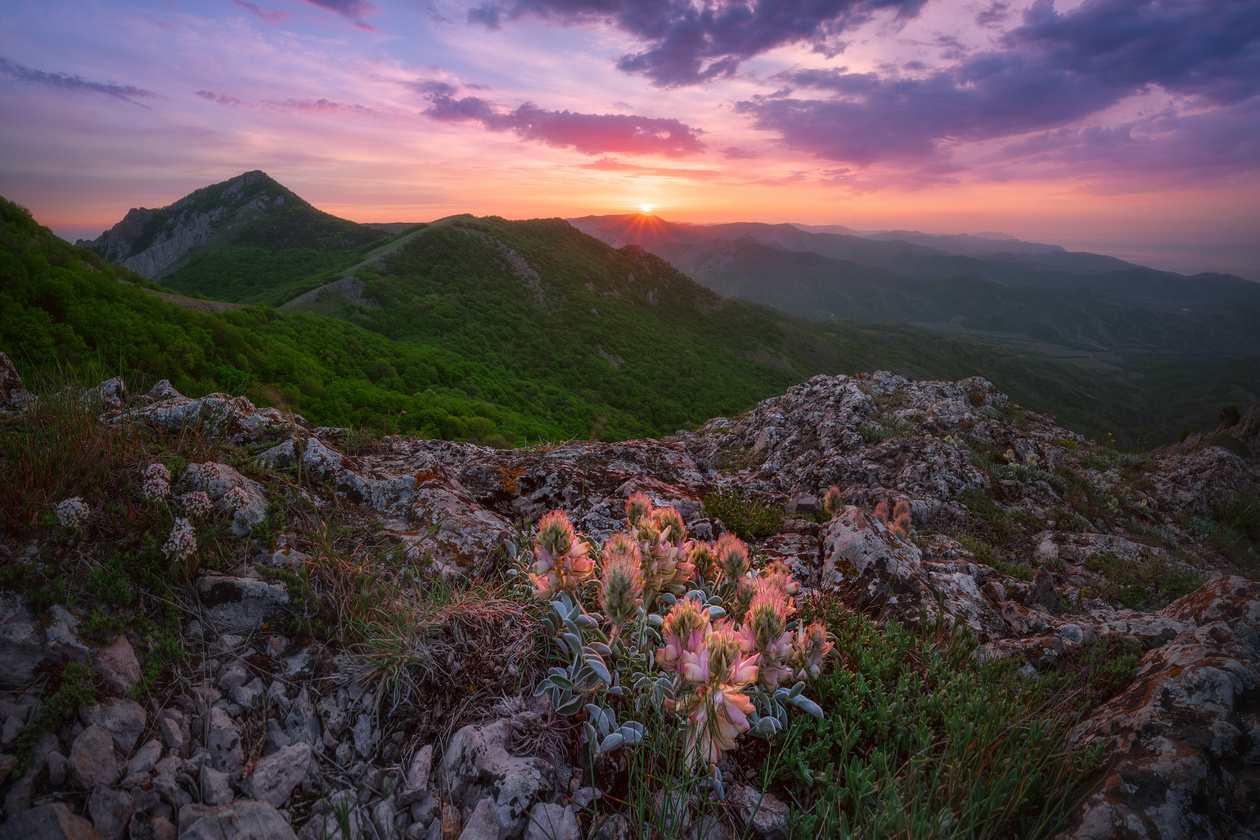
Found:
<box><xmin>0</xmin><ymin>802</ymin><xmax>100</xmax><ymax>840</ymax></box>
<box><xmin>247</xmin><ymin>743</ymin><xmax>312</xmax><ymax>807</ymax></box>
<box><xmin>87</xmin><ymin>785</ymin><xmax>133</xmax><ymax>840</ymax></box>
<box><xmin>68</xmin><ymin>725</ymin><xmax>119</xmax><ymax>789</ymax></box>
<box><xmin>195</xmin><ymin>575</ymin><xmax>288</xmax><ymax>633</ymax></box>
<box><xmin>180</xmin><ymin>800</ymin><xmax>297</xmax><ymax>840</ymax></box>
<box><xmin>81</xmin><ymin>698</ymin><xmax>146</xmax><ymax>753</ymax></box>
<box><xmin>440</xmin><ymin>719</ymin><xmax>557</xmax><ymax>838</ymax></box>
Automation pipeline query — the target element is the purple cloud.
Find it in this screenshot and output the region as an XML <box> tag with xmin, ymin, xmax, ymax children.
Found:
<box><xmin>735</xmin><ymin>0</ymin><xmax>1260</xmax><ymax>168</ymax></box>
<box><xmin>232</xmin><ymin>0</ymin><xmax>291</xmax><ymax>24</ymax></box>
<box><xmin>196</xmin><ymin>89</ymin><xmax>379</xmax><ymax>118</ymax></box>
<box><xmin>303</xmin><ymin>0</ymin><xmax>381</xmax><ymax>30</ymax></box>
<box><xmin>0</xmin><ymin>57</ymin><xmax>157</xmax><ymax>107</ymax></box>
<box><xmin>424</xmin><ymin>94</ymin><xmax>705</xmax><ymax>156</ymax></box>
<box><xmin>467</xmin><ymin>0</ymin><xmax>927</xmax><ymax>86</ymax></box>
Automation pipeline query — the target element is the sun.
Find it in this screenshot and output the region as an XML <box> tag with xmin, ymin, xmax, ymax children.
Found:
<box><xmin>639</xmin><ymin>204</ymin><xmax>654</xmax><ymax>215</ymax></box>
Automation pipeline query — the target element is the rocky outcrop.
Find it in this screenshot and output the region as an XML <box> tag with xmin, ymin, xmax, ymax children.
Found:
<box><xmin>2</xmin><ymin>367</ymin><xmax>1257</xmax><ymax>839</ymax></box>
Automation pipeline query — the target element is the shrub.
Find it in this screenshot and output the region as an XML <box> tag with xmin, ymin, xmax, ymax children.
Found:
<box><xmin>704</xmin><ymin>487</ymin><xmax>784</xmax><ymax>540</ymax></box>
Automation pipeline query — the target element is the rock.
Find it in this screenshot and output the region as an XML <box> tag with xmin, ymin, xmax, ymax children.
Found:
<box><xmin>0</xmin><ymin>352</ymin><xmax>30</xmax><ymax>411</ymax></box>
<box><xmin>728</xmin><ymin>786</ymin><xmax>789</xmax><ymax>840</ymax></box>
<box><xmin>352</xmin><ymin>713</ymin><xmax>376</xmax><ymax>759</ymax></box>
<box><xmin>68</xmin><ymin>725</ymin><xmax>120</xmax><ymax>789</ymax></box>
<box><xmin>0</xmin><ymin>592</ymin><xmax>46</xmax><ymax>682</ymax></box>
<box><xmin>88</xmin><ymin>785</ymin><xmax>133</xmax><ymax>840</ymax></box>
<box><xmin>124</xmin><ymin>739</ymin><xmax>163</xmax><ymax>782</ymax></box>
<box><xmin>284</xmin><ymin>687</ymin><xmax>321</xmax><ymax>748</ymax></box>
<box><xmin>4</xmin><ymin>731</ymin><xmax>58</xmax><ymax>815</ymax></box>
<box><xmin>179</xmin><ymin>463</ymin><xmax>268</xmax><ymax>536</ymax></box>
<box><xmin>591</xmin><ymin>814</ymin><xmax>631</xmax><ymax>840</ymax></box>
<box><xmin>399</xmin><ymin>744</ymin><xmax>434</xmax><ymax>806</ymax></box>
<box><xmin>247</xmin><ymin>743</ymin><xmax>312</xmax><ymax>807</ymax></box>
<box><xmin>181</xmin><ymin>801</ymin><xmax>297</xmax><ymax>840</ymax></box>
<box><xmin>457</xmin><ymin>799</ymin><xmax>499</xmax><ymax>840</ymax></box>
<box><xmin>0</xmin><ymin>753</ymin><xmax>15</xmax><ymax>787</ymax></box>
<box><xmin>371</xmin><ymin>796</ymin><xmax>397</xmax><ymax>839</ymax></box>
<box><xmin>92</xmin><ymin>636</ymin><xmax>141</xmax><ymax>693</ymax></box>
<box><xmin>652</xmin><ymin>789</ymin><xmax>691</xmax><ymax>833</ymax></box>
<box><xmin>44</xmin><ymin>604</ymin><xmax>89</xmax><ymax>661</ymax></box>
<box><xmin>218</xmin><ymin>662</ymin><xmax>250</xmax><ymax>691</ymax></box>
<box><xmin>87</xmin><ymin>377</ymin><xmax>126</xmax><ymax>414</ymax></box>
<box><xmin>1030</xmin><ymin>567</ymin><xmax>1058</xmax><ymax>614</ymax></box>
<box><xmin>126</xmin><ymin>813</ymin><xmax>175</xmax><ymax>840</ymax></box>
<box><xmin>47</xmin><ymin>750</ymin><xmax>67</xmax><ymax>785</ymax></box>
<box><xmin>298</xmin><ymin>791</ymin><xmax>359</xmax><ymax>840</ymax></box>
<box><xmin>0</xmin><ymin>802</ymin><xmax>100</xmax><ymax>840</ymax></box>
<box><xmin>201</xmin><ymin>764</ymin><xmax>235</xmax><ymax>805</ymax></box>
<box><xmin>195</xmin><ymin>575</ymin><xmax>289</xmax><ymax>633</ymax></box>
<box><xmin>440</xmin><ymin>719</ymin><xmax>557</xmax><ymax>838</ymax></box>
<box><xmin>81</xmin><ymin>698</ymin><xmax>146</xmax><ymax>753</ymax></box>
<box><xmin>156</xmin><ymin>710</ymin><xmax>188</xmax><ymax>757</ymax></box>
<box><xmin>206</xmin><ymin>707</ymin><xmax>244</xmax><ymax>775</ymax></box>
<box><xmin>524</xmin><ymin>803</ymin><xmax>580</xmax><ymax>840</ymax></box>
<box><xmin>1060</xmin><ymin>578</ymin><xmax>1260</xmax><ymax>839</ymax></box>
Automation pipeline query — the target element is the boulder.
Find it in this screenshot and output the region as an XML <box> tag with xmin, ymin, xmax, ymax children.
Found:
<box><xmin>439</xmin><ymin>718</ymin><xmax>557</xmax><ymax>838</ymax></box>
<box><xmin>0</xmin><ymin>802</ymin><xmax>100</xmax><ymax>840</ymax></box>
<box><xmin>180</xmin><ymin>801</ymin><xmax>297</xmax><ymax>840</ymax></box>
<box><xmin>195</xmin><ymin>575</ymin><xmax>288</xmax><ymax>633</ymax></box>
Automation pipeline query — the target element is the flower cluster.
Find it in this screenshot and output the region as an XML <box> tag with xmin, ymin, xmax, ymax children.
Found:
<box><xmin>527</xmin><ymin>493</ymin><xmax>833</xmax><ymax>775</ymax></box>
<box><xmin>181</xmin><ymin>490</ymin><xmax>213</xmax><ymax>519</ymax></box>
<box><xmin>163</xmin><ymin>517</ymin><xmax>197</xmax><ymax>564</ymax></box>
<box><xmin>222</xmin><ymin>486</ymin><xmax>251</xmax><ymax>511</ymax></box>
<box><xmin>529</xmin><ymin>510</ymin><xmax>595</xmax><ymax>599</ymax></box>
<box><xmin>142</xmin><ymin>463</ymin><xmax>171</xmax><ymax>502</ymax></box>
<box><xmin>823</xmin><ymin>485</ymin><xmax>843</xmax><ymax>519</ymax></box>
<box><xmin>55</xmin><ymin>497</ymin><xmax>90</xmax><ymax>531</ymax></box>
<box><xmin>874</xmin><ymin>499</ymin><xmax>913</xmax><ymax>539</ymax></box>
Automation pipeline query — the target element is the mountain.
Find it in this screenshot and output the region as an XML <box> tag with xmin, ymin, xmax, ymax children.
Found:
<box><xmin>77</xmin><ymin>170</ymin><xmax>391</xmax><ymax>305</ymax></box>
<box><xmin>13</xmin><ymin>175</ymin><xmax>1256</xmax><ymax>445</ymax></box>
<box><xmin>569</xmin><ymin>213</ymin><xmax>1260</xmax><ymax>307</ymax></box>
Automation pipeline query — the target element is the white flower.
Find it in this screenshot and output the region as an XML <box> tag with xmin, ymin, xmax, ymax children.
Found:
<box><xmin>222</xmin><ymin>486</ymin><xmax>251</xmax><ymax>511</ymax></box>
<box><xmin>181</xmin><ymin>490</ymin><xmax>213</xmax><ymax>519</ymax></box>
<box><xmin>163</xmin><ymin>517</ymin><xmax>197</xmax><ymax>564</ymax></box>
<box><xmin>55</xmin><ymin>497</ymin><xmax>90</xmax><ymax>530</ymax></box>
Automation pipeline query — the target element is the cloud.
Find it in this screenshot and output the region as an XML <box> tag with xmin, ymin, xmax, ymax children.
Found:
<box><xmin>424</xmin><ymin>93</ymin><xmax>705</xmax><ymax>156</ymax></box>
<box><xmin>0</xmin><ymin>57</ymin><xmax>157</xmax><ymax>107</ymax></box>
<box><xmin>232</xmin><ymin>0</ymin><xmax>291</xmax><ymax>24</ymax></box>
<box><xmin>734</xmin><ymin>0</ymin><xmax>1260</xmax><ymax>172</ymax></box>
<box><xmin>303</xmin><ymin>0</ymin><xmax>381</xmax><ymax>30</ymax></box>
<box><xmin>466</xmin><ymin>0</ymin><xmax>927</xmax><ymax>86</ymax></box>
<box><xmin>579</xmin><ymin>157</ymin><xmax>722</xmax><ymax>178</ymax></box>
<box><xmin>196</xmin><ymin>89</ymin><xmax>380</xmax><ymax>118</ymax></box>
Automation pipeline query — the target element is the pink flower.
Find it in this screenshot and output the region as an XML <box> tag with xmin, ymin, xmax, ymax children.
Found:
<box><xmin>529</xmin><ymin>510</ymin><xmax>594</xmax><ymax>599</ymax></box>
<box><xmin>657</xmin><ymin>598</ymin><xmax>711</xmax><ymax>674</ymax></box>
<box><xmin>739</xmin><ymin>581</ymin><xmax>794</xmax><ymax>689</ymax></box>
<box><xmin>600</xmin><ymin>533</ymin><xmax>643</xmax><ymax>628</ymax></box>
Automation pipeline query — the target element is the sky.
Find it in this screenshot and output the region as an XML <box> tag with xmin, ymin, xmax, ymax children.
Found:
<box><xmin>1</xmin><ymin>0</ymin><xmax>1257</xmax><ymax>278</ymax></box>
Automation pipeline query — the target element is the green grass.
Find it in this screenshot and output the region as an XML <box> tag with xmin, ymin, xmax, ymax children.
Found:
<box><xmin>704</xmin><ymin>487</ymin><xmax>785</xmax><ymax>540</ymax></box>
<box><xmin>1081</xmin><ymin>553</ymin><xmax>1202</xmax><ymax>610</ymax></box>
<box><xmin>764</xmin><ymin>596</ymin><xmax>1098</xmax><ymax>839</ymax></box>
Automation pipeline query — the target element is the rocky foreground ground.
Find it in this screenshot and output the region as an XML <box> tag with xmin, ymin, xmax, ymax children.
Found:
<box><xmin>0</xmin><ymin>352</ymin><xmax>1258</xmax><ymax>840</ymax></box>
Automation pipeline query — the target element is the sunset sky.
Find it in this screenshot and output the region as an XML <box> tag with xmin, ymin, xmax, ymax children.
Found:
<box><xmin>1</xmin><ymin>0</ymin><xmax>1257</xmax><ymax>277</ymax></box>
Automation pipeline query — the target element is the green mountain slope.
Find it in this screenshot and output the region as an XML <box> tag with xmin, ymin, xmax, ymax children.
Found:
<box><xmin>655</xmin><ymin>238</ymin><xmax>1260</xmax><ymax>355</ymax></box>
<box><xmin>76</xmin><ymin>171</ymin><xmax>391</xmax><ymax>306</ymax></box>
<box><xmin>17</xmin><ymin>177</ymin><xmax>1259</xmax><ymax>447</ymax></box>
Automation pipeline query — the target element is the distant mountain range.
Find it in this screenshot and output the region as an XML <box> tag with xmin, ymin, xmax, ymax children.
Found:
<box><xmin>567</xmin><ymin>214</ymin><xmax>1260</xmax><ymax>356</ymax></box>
<box><xmin>5</xmin><ymin>170</ymin><xmax>1246</xmax><ymax>445</ymax></box>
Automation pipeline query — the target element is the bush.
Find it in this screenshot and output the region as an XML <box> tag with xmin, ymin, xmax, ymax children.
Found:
<box><xmin>704</xmin><ymin>487</ymin><xmax>785</xmax><ymax>540</ymax></box>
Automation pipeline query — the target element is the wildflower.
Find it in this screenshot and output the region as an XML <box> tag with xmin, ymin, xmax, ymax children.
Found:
<box><xmin>788</xmin><ymin>622</ymin><xmax>834</xmax><ymax>680</ymax></box>
<box><xmin>714</xmin><ymin>533</ymin><xmax>749</xmax><ymax>584</ymax></box>
<box><xmin>163</xmin><ymin>517</ymin><xmax>197</xmax><ymax>565</ymax></box>
<box><xmin>625</xmin><ymin>492</ymin><xmax>653</xmax><ymax>527</ymax></box>
<box><xmin>688</xmin><ymin>541</ymin><xmax>717</xmax><ymax>585</ymax></box>
<box><xmin>142</xmin><ymin>463</ymin><xmax>171</xmax><ymax>502</ymax></box>
<box><xmin>823</xmin><ymin>485</ymin><xmax>843</xmax><ymax>519</ymax></box>
<box><xmin>181</xmin><ymin>490</ymin><xmax>213</xmax><ymax>519</ymax></box>
<box><xmin>600</xmin><ymin>533</ymin><xmax>643</xmax><ymax>629</ymax></box>
<box><xmin>55</xmin><ymin>497</ymin><xmax>90</xmax><ymax>531</ymax></box>
<box><xmin>637</xmin><ymin>507</ymin><xmax>695</xmax><ymax>595</ymax></box>
<box><xmin>761</xmin><ymin>559</ymin><xmax>800</xmax><ymax>598</ymax></box>
<box><xmin>728</xmin><ymin>576</ymin><xmax>757</xmax><ymax>626</ymax></box>
<box><xmin>739</xmin><ymin>580</ymin><xmax>793</xmax><ymax>689</ymax></box>
<box><xmin>657</xmin><ymin>598</ymin><xmax>711</xmax><ymax>674</ymax></box>
<box><xmin>676</xmin><ymin>623</ymin><xmax>759</xmax><ymax>769</ymax></box>
<box><xmin>529</xmin><ymin>510</ymin><xmax>594</xmax><ymax>599</ymax></box>
<box><xmin>222</xmin><ymin>486</ymin><xmax>251</xmax><ymax>511</ymax></box>
<box><xmin>652</xmin><ymin>507</ymin><xmax>686</xmax><ymax>545</ymax></box>
<box><xmin>875</xmin><ymin>500</ymin><xmax>912</xmax><ymax>539</ymax></box>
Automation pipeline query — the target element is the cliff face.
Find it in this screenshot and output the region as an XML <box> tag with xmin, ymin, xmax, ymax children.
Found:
<box><xmin>2</xmin><ymin>353</ymin><xmax>1258</xmax><ymax>839</ymax></box>
<box><xmin>75</xmin><ymin>171</ymin><xmax>287</xmax><ymax>279</ymax></box>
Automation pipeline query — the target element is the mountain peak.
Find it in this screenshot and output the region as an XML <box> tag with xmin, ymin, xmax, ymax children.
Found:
<box><xmin>75</xmin><ymin>171</ymin><xmax>381</xmax><ymax>281</ymax></box>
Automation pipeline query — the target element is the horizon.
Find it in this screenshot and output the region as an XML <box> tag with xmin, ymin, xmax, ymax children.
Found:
<box><xmin>2</xmin><ymin>0</ymin><xmax>1258</xmax><ymax>279</ymax></box>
